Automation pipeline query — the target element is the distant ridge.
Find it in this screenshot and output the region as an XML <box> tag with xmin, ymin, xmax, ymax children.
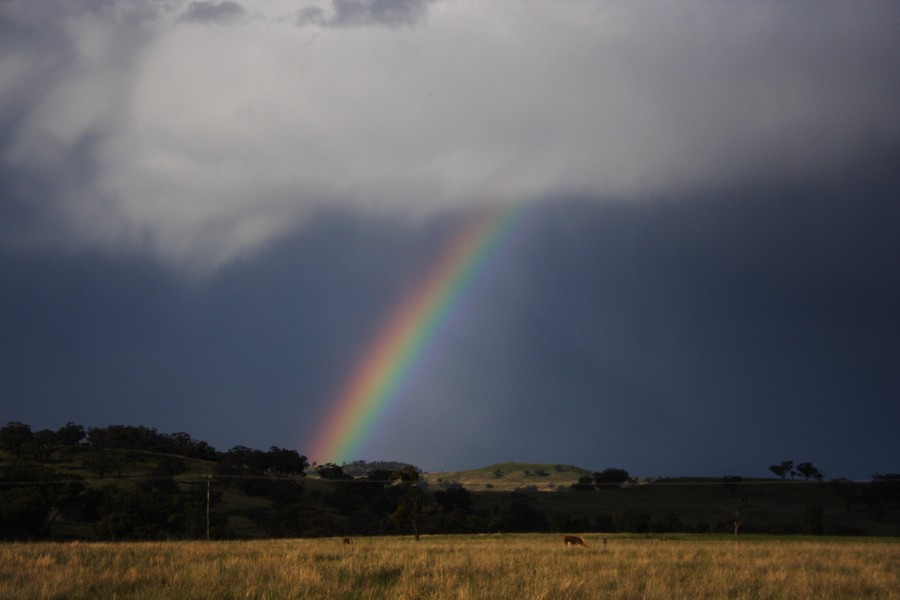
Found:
<box><xmin>424</xmin><ymin>462</ymin><xmax>594</xmax><ymax>492</ymax></box>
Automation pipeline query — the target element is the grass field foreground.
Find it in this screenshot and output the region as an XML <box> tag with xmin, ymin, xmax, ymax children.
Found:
<box><xmin>3</xmin><ymin>535</ymin><xmax>898</xmax><ymax>599</ymax></box>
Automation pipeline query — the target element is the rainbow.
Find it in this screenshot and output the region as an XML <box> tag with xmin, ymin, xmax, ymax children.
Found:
<box><xmin>310</xmin><ymin>201</ymin><xmax>532</xmax><ymax>464</ymax></box>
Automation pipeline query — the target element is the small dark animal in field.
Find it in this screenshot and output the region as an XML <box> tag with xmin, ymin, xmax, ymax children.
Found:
<box><xmin>564</xmin><ymin>535</ymin><xmax>586</xmax><ymax>547</ymax></box>
<box><xmin>343</xmin><ymin>537</ymin><xmax>353</xmax><ymax>545</ymax></box>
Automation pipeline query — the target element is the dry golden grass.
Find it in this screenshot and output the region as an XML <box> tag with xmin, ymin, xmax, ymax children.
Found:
<box><xmin>2</xmin><ymin>535</ymin><xmax>897</xmax><ymax>599</ymax></box>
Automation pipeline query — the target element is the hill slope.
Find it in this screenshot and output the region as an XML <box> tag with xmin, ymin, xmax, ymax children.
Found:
<box><xmin>4</xmin><ymin>448</ymin><xmax>899</xmax><ymax>539</ymax></box>
<box><xmin>424</xmin><ymin>462</ymin><xmax>593</xmax><ymax>492</ymax></box>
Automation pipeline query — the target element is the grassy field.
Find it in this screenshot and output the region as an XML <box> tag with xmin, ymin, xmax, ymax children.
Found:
<box><xmin>3</xmin><ymin>534</ymin><xmax>897</xmax><ymax>599</ymax></box>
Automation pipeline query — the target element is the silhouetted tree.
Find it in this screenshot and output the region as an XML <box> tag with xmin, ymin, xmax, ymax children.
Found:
<box><xmin>83</xmin><ymin>450</ymin><xmax>117</xmax><ymax>479</ymax></box>
<box><xmin>0</xmin><ymin>461</ymin><xmax>87</xmax><ymax>540</ymax></box>
<box><xmin>354</xmin><ymin>468</ymin><xmax>394</xmax><ymax>502</ymax></box>
<box><xmin>164</xmin><ymin>432</ymin><xmax>218</xmax><ymax>460</ymax></box>
<box><xmin>55</xmin><ymin>422</ymin><xmax>86</xmax><ymax>447</ymax></box>
<box><xmin>29</xmin><ymin>429</ymin><xmax>57</xmax><ymax>459</ymax></box>
<box><xmin>729</xmin><ymin>496</ymin><xmax>747</xmax><ymax>535</ymax></box>
<box><xmin>795</xmin><ymin>462</ymin><xmax>823</xmax><ymax>481</ymax></box>
<box><xmin>491</xmin><ymin>494</ymin><xmax>548</xmax><ymax>532</ymax></box>
<box><xmin>0</xmin><ymin>422</ymin><xmax>33</xmax><ymax>455</ymax></box>
<box><xmin>433</xmin><ymin>483</ymin><xmax>472</xmax><ymax>513</ymax></box>
<box><xmin>768</xmin><ymin>460</ymin><xmax>794</xmax><ymax>480</ymax></box>
<box><xmin>324</xmin><ymin>490</ymin><xmax>364</xmax><ymax>515</ymax></box>
<box><xmin>264</xmin><ymin>447</ymin><xmax>308</xmax><ymax>475</ymax></box>
<box><xmin>593</xmin><ymin>468</ymin><xmax>631</xmax><ymax>489</ymax></box>
<box><xmin>0</xmin><ymin>487</ymin><xmax>48</xmax><ymax>539</ymax></box>
<box><xmin>613</xmin><ymin>507</ymin><xmax>650</xmax><ymax>533</ymax></box>
<box><xmin>723</xmin><ymin>475</ymin><xmax>743</xmax><ymax>497</ymax></box>
<box><xmin>573</xmin><ymin>475</ymin><xmax>594</xmax><ymax>491</ymax></box>
<box><xmin>650</xmin><ymin>512</ymin><xmax>684</xmax><ymax>533</ymax></box>
<box><xmin>218</xmin><ymin>446</ymin><xmax>268</xmax><ymax>472</ymax></box>
<box><xmin>391</xmin><ymin>466</ymin><xmax>426</xmax><ymax>540</ymax></box>
<box><xmin>316</xmin><ymin>463</ymin><xmax>348</xmax><ymax>480</ymax></box>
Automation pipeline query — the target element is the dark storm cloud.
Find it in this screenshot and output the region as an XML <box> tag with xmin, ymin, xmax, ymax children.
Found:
<box><xmin>297</xmin><ymin>0</ymin><xmax>435</xmax><ymax>28</ymax></box>
<box><xmin>2</xmin><ymin>166</ymin><xmax>898</xmax><ymax>476</ymax></box>
<box><xmin>1</xmin><ymin>0</ymin><xmax>899</xmax><ymax>478</ymax></box>
<box><xmin>394</xmin><ymin>162</ymin><xmax>900</xmax><ymax>476</ymax></box>
<box><xmin>0</xmin><ymin>208</ymin><xmax>452</xmax><ymax>452</ymax></box>
<box><xmin>181</xmin><ymin>1</ymin><xmax>246</xmax><ymax>24</ymax></box>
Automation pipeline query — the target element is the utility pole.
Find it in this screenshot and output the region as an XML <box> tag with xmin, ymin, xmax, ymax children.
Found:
<box><xmin>204</xmin><ymin>474</ymin><xmax>212</xmax><ymax>541</ymax></box>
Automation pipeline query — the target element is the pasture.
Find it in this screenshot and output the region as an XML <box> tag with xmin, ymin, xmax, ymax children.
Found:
<box><xmin>3</xmin><ymin>534</ymin><xmax>897</xmax><ymax>599</ymax></box>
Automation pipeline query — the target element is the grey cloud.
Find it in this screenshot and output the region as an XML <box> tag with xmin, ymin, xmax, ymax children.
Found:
<box><xmin>1</xmin><ymin>0</ymin><xmax>898</xmax><ymax>274</ymax></box>
<box><xmin>297</xmin><ymin>0</ymin><xmax>436</xmax><ymax>28</ymax></box>
<box><xmin>0</xmin><ymin>0</ymin><xmax>165</xmax><ymax>32</ymax></box>
<box><xmin>181</xmin><ymin>1</ymin><xmax>246</xmax><ymax>24</ymax></box>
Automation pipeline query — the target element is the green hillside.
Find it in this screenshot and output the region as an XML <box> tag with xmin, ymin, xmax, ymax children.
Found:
<box><xmin>424</xmin><ymin>462</ymin><xmax>593</xmax><ymax>492</ymax></box>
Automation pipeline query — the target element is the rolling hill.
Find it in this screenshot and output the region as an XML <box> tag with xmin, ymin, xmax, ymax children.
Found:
<box><xmin>2</xmin><ymin>439</ymin><xmax>898</xmax><ymax>539</ymax></box>
<box><xmin>423</xmin><ymin>462</ymin><xmax>594</xmax><ymax>492</ymax></box>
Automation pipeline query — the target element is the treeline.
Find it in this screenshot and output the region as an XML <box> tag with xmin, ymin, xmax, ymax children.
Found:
<box><xmin>1</xmin><ymin>422</ymin><xmax>898</xmax><ymax>541</ymax></box>
<box><xmin>0</xmin><ymin>421</ymin><xmax>585</xmax><ymax>540</ymax></box>
<box><xmin>1</xmin><ymin>422</ymin><xmax>220</xmax><ymax>462</ymax></box>
<box><xmin>0</xmin><ymin>421</ymin><xmax>314</xmax><ymax>540</ymax></box>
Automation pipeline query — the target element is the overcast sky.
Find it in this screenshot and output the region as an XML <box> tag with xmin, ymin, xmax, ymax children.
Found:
<box><xmin>2</xmin><ymin>0</ymin><xmax>898</xmax><ymax>479</ymax></box>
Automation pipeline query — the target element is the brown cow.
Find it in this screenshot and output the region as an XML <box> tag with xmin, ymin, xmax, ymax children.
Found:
<box><xmin>563</xmin><ymin>535</ymin><xmax>585</xmax><ymax>547</ymax></box>
<box><xmin>343</xmin><ymin>537</ymin><xmax>353</xmax><ymax>545</ymax></box>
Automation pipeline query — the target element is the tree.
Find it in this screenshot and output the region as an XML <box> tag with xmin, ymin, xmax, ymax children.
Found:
<box><xmin>0</xmin><ymin>422</ymin><xmax>33</xmax><ymax>455</ymax></box>
<box><xmin>722</xmin><ymin>475</ymin><xmax>743</xmax><ymax>497</ymax></box>
<box><xmin>391</xmin><ymin>466</ymin><xmax>426</xmax><ymax>540</ymax></box>
<box><xmin>613</xmin><ymin>507</ymin><xmax>650</xmax><ymax>533</ymax></box>
<box><xmin>316</xmin><ymin>463</ymin><xmax>348</xmax><ymax>480</ymax></box>
<box><xmin>83</xmin><ymin>450</ymin><xmax>117</xmax><ymax>479</ymax></box>
<box><xmin>264</xmin><ymin>447</ymin><xmax>308</xmax><ymax>475</ymax></box>
<box><xmin>490</xmin><ymin>494</ymin><xmax>548</xmax><ymax>532</ymax></box>
<box><xmin>354</xmin><ymin>468</ymin><xmax>396</xmax><ymax>503</ymax></box>
<box><xmin>56</xmin><ymin>422</ymin><xmax>86</xmax><ymax>448</ymax></box>
<box><xmin>0</xmin><ymin>461</ymin><xmax>87</xmax><ymax>540</ymax></box>
<box><xmin>217</xmin><ymin>446</ymin><xmax>266</xmax><ymax>475</ymax></box>
<box><xmin>768</xmin><ymin>460</ymin><xmax>794</xmax><ymax>480</ymax></box>
<box><xmin>433</xmin><ymin>483</ymin><xmax>472</xmax><ymax>513</ymax></box>
<box><xmin>323</xmin><ymin>489</ymin><xmax>363</xmax><ymax>515</ymax></box>
<box><xmin>795</xmin><ymin>462</ymin><xmax>823</xmax><ymax>481</ymax></box>
<box><xmin>573</xmin><ymin>475</ymin><xmax>594</xmax><ymax>491</ymax></box>
<box><xmin>164</xmin><ymin>432</ymin><xmax>218</xmax><ymax>460</ymax></box>
<box><xmin>593</xmin><ymin>468</ymin><xmax>632</xmax><ymax>489</ymax></box>
<box><xmin>730</xmin><ymin>496</ymin><xmax>747</xmax><ymax>535</ymax></box>
<box><xmin>0</xmin><ymin>487</ymin><xmax>49</xmax><ymax>539</ymax></box>
<box><xmin>26</xmin><ymin>429</ymin><xmax>56</xmax><ymax>459</ymax></box>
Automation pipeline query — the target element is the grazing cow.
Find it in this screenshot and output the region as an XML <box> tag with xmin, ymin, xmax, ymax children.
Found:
<box><xmin>343</xmin><ymin>537</ymin><xmax>353</xmax><ymax>545</ymax></box>
<box><xmin>564</xmin><ymin>535</ymin><xmax>586</xmax><ymax>547</ymax></box>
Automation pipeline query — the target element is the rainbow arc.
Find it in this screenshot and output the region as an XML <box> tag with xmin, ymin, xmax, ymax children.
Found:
<box><xmin>309</xmin><ymin>202</ymin><xmax>532</xmax><ymax>464</ymax></box>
